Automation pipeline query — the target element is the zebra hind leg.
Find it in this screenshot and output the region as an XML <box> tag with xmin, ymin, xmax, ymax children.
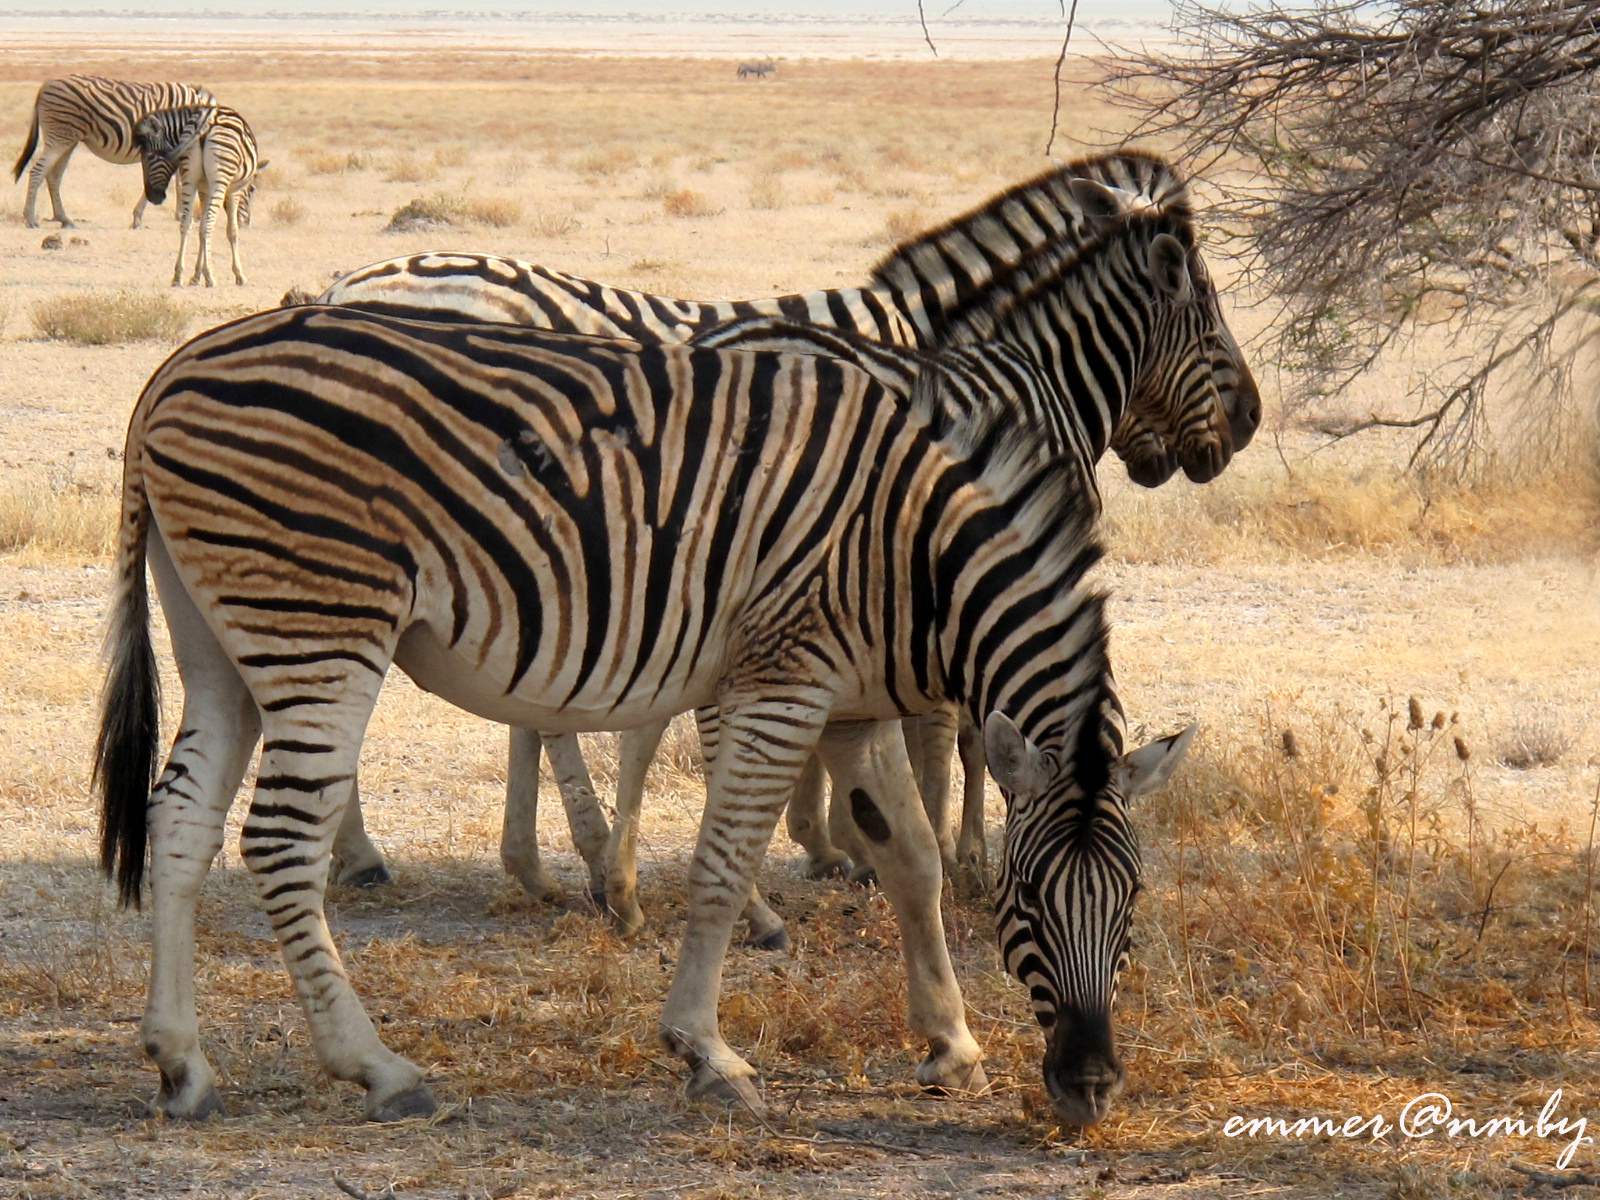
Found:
<box><xmin>330</xmin><ymin>776</ymin><xmax>393</xmax><ymax>887</ymax></box>
<box><xmin>602</xmin><ymin>719</ymin><xmax>670</xmax><ymax>933</ymax></box>
<box><xmin>814</xmin><ymin>719</ymin><xmax>987</xmax><ymax>1097</ymax></box>
<box><xmin>500</xmin><ymin>727</ymin><xmax>565</xmax><ymax>901</ymax></box>
<box><xmin>543</xmin><ymin>732</ymin><xmax>612</xmax><ymax>903</ymax></box>
<box><xmin>784</xmin><ymin>754</ymin><xmax>852</xmax><ymax>879</ymax></box>
<box><xmin>138</xmin><ymin>532</ymin><xmax>262</xmax><ymax>1119</ymax></box>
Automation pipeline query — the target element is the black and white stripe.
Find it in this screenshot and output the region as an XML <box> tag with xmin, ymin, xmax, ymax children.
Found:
<box><xmin>311</xmin><ymin>153</ymin><xmax>1256</xmax><ymax>915</ymax></box>
<box><xmin>96</xmin><ymin>191</ymin><xmax>1220</xmax><ymax>1129</ymax></box>
<box><xmin>134</xmin><ymin>104</ymin><xmax>264</xmax><ymax>287</ymax></box>
<box><xmin>12</xmin><ymin>74</ymin><xmax>215</xmax><ymax>229</ymax></box>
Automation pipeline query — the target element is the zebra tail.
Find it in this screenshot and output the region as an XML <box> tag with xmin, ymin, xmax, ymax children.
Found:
<box><xmin>93</xmin><ymin>457</ymin><xmax>160</xmax><ymax>910</ymax></box>
<box><xmin>12</xmin><ymin>111</ymin><xmax>39</xmax><ymax>182</ymax></box>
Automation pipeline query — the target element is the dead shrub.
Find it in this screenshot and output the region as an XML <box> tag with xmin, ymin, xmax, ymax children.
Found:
<box><xmin>30</xmin><ymin>290</ymin><xmax>190</xmax><ymax>345</ymax></box>
<box><xmin>661</xmin><ymin>189</ymin><xmax>721</xmax><ymax>218</ymax></box>
<box><xmin>270</xmin><ymin>196</ymin><xmax>307</xmax><ymax>226</ymax></box>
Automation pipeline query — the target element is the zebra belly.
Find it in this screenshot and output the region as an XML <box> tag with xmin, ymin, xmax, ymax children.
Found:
<box><xmin>392</xmin><ymin>620</ymin><xmax>716</xmax><ymax>733</ymax></box>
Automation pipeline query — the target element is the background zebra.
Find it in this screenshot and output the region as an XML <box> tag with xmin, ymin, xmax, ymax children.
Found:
<box><xmin>134</xmin><ymin>104</ymin><xmax>265</xmax><ymax>287</ymax></box>
<box><xmin>12</xmin><ymin>74</ymin><xmax>215</xmax><ymax>229</ymax></box>
<box><xmin>312</xmin><ymin>152</ymin><xmax>1254</xmax><ymax>917</ymax></box>
<box><xmin>737</xmin><ymin>60</ymin><xmax>775</xmax><ymax>79</ymax></box>
<box><xmin>96</xmin><ymin>302</ymin><xmax>1194</xmax><ymax>1127</ymax></box>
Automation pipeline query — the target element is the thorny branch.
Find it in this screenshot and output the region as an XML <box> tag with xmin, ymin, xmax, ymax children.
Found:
<box><xmin>1105</xmin><ymin>0</ymin><xmax>1600</xmax><ymax>478</ymax></box>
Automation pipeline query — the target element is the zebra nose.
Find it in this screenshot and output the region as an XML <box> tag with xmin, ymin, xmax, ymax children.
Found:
<box><xmin>1042</xmin><ymin>1016</ymin><xmax>1125</xmax><ymax>1126</ymax></box>
<box><xmin>1229</xmin><ymin>372</ymin><xmax>1263</xmax><ymax>451</ymax></box>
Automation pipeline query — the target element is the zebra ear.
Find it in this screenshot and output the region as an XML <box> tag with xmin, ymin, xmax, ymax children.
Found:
<box><xmin>1113</xmin><ymin>723</ymin><xmax>1197</xmax><ymax>800</ymax></box>
<box><xmin>1149</xmin><ymin>233</ymin><xmax>1193</xmax><ymax>301</ymax></box>
<box><xmin>984</xmin><ymin>712</ymin><xmax>1050</xmax><ymax>798</ymax></box>
<box><xmin>1069</xmin><ymin>177</ymin><xmax>1125</xmax><ymax>227</ymax></box>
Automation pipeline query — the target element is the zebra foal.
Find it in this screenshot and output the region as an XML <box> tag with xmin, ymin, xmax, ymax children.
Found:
<box><xmin>134</xmin><ymin>104</ymin><xmax>264</xmax><ymax>287</ymax></box>
<box><xmin>12</xmin><ymin>74</ymin><xmax>215</xmax><ymax>229</ymax></box>
<box><xmin>313</xmin><ymin>152</ymin><xmax>1258</xmax><ymax>911</ymax></box>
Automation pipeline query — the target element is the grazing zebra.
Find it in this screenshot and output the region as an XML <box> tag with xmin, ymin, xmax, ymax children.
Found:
<box><xmin>312</xmin><ymin>152</ymin><xmax>1254</xmax><ymax>915</ymax></box>
<box><xmin>12</xmin><ymin>74</ymin><xmax>215</xmax><ymax>229</ymax></box>
<box><xmin>133</xmin><ymin>104</ymin><xmax>264</xmax><ymax>287</ymax></box>
<box><xmin>97</xmin><ymin>299</ymin><xmax>1194</xmax><ymax>1126</ymax></box>
<box><xmin>737</xmin><ymin>60</ymin><xmax>776</xmax><ymax>79</ymax></box>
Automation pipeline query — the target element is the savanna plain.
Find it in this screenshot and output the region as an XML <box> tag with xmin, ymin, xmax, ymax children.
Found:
<box><xmin>0</xmin><ymin>38</ymin><xmax>1597</xmax><ymax>1200</ymax></box>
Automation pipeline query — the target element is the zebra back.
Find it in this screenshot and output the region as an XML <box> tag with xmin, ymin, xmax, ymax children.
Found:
<box><xmin>312</xmin><ymin>150</ymin><xmax>1185</xmax><ymax>352</ymax></box>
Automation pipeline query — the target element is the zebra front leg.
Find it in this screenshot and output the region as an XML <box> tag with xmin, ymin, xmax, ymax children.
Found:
<box><xmin>660</xmin><ymin>696</ymin><xmax>826</xmax><ymax>1113</ymax></box>
<box><xmin>814</xmin><ymin>720</ymin><xmax>986</xmax><ymax>1096</ymax></box>
<box><xmin>500</xmin><ymin>727</ymin><xmax>564</xmax><ymax>901</ymax></box>
<box><xmin>543</xmin><ymin>732</ymin><xmax>611</xmax><ymax>901</ymax></box>
<box><xmin>171</xmin><ymin>194</ymin><xmax>195</xmax><ymax>288</ymax></box>
<box><xmin>603</xmin><ymin>718</ymin><xmax>669</xmax><ymax>934</ymax></box>
<box><xmin>330</xmin><ymin>775</ymin><xmax>392</xmax><ymax>888</ymax></box>
<box><xmin>130</xmin><ymin>194</ymin><xmax>150</xmax><ymax>229</ymax></box>
<box><xmin>784</xmin><ymin>754</ymin><xmax>852</xmax><ymax>878</ymax></box>
<box><xmin>952</xmin><ymin>714</ymin><xmax>992</xmax><ymax>897</ymax></box>
<box><xmin>245</xmin><ymin>706</ymin><xmax>433</xmax><ymax>1121</ymax></box>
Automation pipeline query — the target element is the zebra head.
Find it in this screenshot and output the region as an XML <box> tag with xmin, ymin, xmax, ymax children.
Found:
<box><xmin>132</xmin><ymin>105</ymin><xmax>212</xmax><ymax>205</ymax></box>
<box><xmin>1098</xmin><ymin>190</ymin><xmax>1261</xmax><ymax>488</ymax></box>
<box><xmin>986</xmin><ymin>701</ymin><xmax>1195</xmax><ymax>1128</ymax></box>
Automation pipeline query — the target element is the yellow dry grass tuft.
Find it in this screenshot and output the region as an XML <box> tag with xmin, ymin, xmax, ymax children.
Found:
<box><xmin>30</xmin><ymin>290</ymin><xmax>191</xmax><ymax>346</ymax></box>
<box><xmin>661</xmin><ymin>189</ymin><xmax>722</xmax><ymax>219</ymax></box>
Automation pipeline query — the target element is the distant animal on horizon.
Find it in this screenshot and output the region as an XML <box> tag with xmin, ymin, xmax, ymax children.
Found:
<box><xmin>737</xmin><ymin>60</ymin><xmax>775</xmax><ymax>79</ymax></box>
<box><xmin>134</xmin><ymin>104</ymin><xmax>265</xmax><ymax>288</ymax></box>
<box><xmin>12</xmin><ymin>74</ymin><xmax>215</xmax><ymax>229</ymax></box>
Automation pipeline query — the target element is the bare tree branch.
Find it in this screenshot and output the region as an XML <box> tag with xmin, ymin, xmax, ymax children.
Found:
<box><xmin>1106</xmin><ymin>0</ymin><xmax>1600</xmax><ymax>477</ymax></box>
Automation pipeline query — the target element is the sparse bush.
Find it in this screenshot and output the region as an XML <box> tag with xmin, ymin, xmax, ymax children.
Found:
<box><xmin>384</xmin><ymin>151</ymin><xmax>438</xmax><ymax>183</ymax></box>
<box><xmin>385</xmin><ymin>193</ymin><xmax>522</xmax><ymax>232</ymax></box>
<box><xmin>270</xmin><ymin>196</ymin><xmax>307</xmax><ymax>226</ymax></box>
<box><xmin>434</xmin><ymin>144</ymin><xmax>471</xmax><ymax>169</ymax></box>
<box><xmin>302</xmin><ymin>148</ymin><xmax>345</xmax><ymax>175</ymax></box>
<box><xmin>465</xmin><ymin>197</ymin><xmax>522</xmax><ymax>228</ymax></box>
<box><xmin>661</xmin><ymin>189</ymin><xmax>721</xmax><ymax>218</ymax></box>
<box><xmin>0</xmin><ymin>475</ymin><xmax>117</xmax><ymax>557</ymax></box>
<box><xmin>1496</xmin><ymin>714</ymin><xmax>1574</xmax><ymax>769</ymax></box>
<box><xmin>747</xmin><ymin>169</ymin><xmax>784</xmax><ymax>211</ymax></box>
<box><xmin>30</xmin><ymin>290</ymin><xmax>190</xmax><ymax>345</ymax></box>
<box><xmin>875</xmin><ymin>206</ymin><xmax>927</xmax><ymax>246</ymax></box>
<box><xmin>572</xmin><ymin>147</ymin><xmax>636</xmax><ymax>177</ymax></box>
<box><xmin>529</xmin><ymin>208</ymin><xmax>580</xmax><ymax>238</ymax></box>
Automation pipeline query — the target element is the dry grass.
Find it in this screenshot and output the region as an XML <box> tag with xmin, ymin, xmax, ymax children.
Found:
<box><xmin>269</xmin><ymin>196</ymin><xmax>307</xmax><ymax>227</ymax></box>
<box><xmin>384</xmin><ymin>192</ymin><xmax>522</xmax><ymax>232</ymax></box>
<box><xmin>661</xmin><ymin>189</ymin><xmax>722</xmax><ymax>218</ymax></box>
<box><xmin>0</xmin><ymin>477</ymin><xmax>118</xmax><ymax>559</ymax></box>
<box><xmin>29</xmin><ymin>290</ymin><xmax>191</xmax><ymax>345</ymax></box>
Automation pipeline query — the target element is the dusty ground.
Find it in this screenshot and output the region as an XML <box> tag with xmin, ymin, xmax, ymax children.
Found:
<box><xmin>0</xmin><ymin>37</ymin><xmax>1597</xmax><ymax>1200</ymax></box>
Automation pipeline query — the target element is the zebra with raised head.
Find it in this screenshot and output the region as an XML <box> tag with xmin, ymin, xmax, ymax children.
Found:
<box><xmin>12</xmin><ymin>74</ymin><xmax>215</xmax><ymax>229</ymax></box>
<box><xmin>96</xmin><ymin>299</ymin><xmax>1194</xmax><ymax>1127</ymax></box>
<box><xmin>311</xmin><ymin>152</ymin><xmax>1255</xmax><ymax>914</ymax></box>
<box><xmin>134</xmin><ymin>104</ymin><xmax>264</xmax><ymax>287</ymax></box>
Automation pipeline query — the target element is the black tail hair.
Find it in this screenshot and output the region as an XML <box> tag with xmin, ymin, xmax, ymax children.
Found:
<box><xmin>12</xmin><ymin>112</ymin><xmax>39</xmax><ymax>182</ymax></box>
<box><xmin>93</xmin><ymin>512</ymin><xmax>160</xmax><ymax>909</ymax></box>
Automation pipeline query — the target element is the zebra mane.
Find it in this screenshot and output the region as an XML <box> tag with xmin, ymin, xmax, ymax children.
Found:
<box><xmin>940</xmin><ymin>199</ymin><xmax>1200</xmax><ymax>348</ymax></box>
<box><xmin>135</xmin><ymin>104</ymin><xmax>216</xmax><ymax>160</ymax></box>
<box><xmin>866</xmin><ymin>149</ymin><xmax>1191</xmax><ymax>311</ymax></box>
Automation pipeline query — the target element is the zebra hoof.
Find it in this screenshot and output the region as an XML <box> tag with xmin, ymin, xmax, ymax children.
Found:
<box><xmin>338</xmin><ymin>863</ymin><xmax>394</xmax><ymax>889</ymax></box>
<box><xmin>744</xmin><ymin>925</ymin><xmax>791</xmax><ymax>952</ymax></box>
<box><xmin>366</xmin><ymin>1083</ymin><xmax>437</xmax><ymax>1123</ymax></box>
<box><xmin>801</xmin><ymin>854</ymin><xmax>853</xmax><ymax>881</ymax></box>
<box><xmin>847</xmin><ymin>864</ymin><xmax>879</xmax><ymax>889</ymax></box>
<box><xmin>606</xmin><ymin>898</ymin><xmax>646</xmax><ymax>937</ymax></box>
<box><xmin>917</xmin><ymin>1053</ymin><xmax>989</xmax><ymax>1098</ymax></box>
<box><xmin>155</xmin><ymin>1086</ymin><xmax>225</xmax><ymax>1121</ymax></box>
<box><xmin>685</xmin><ymin>1064</ymin><xmax>765</xmax><ymax>1117</ymax></box>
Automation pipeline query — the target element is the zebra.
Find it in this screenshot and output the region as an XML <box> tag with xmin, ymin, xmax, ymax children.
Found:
<box><xmin>311</xmin><ymin>152</ymin><xmax>1256</xmax><ymax>915</ymax></box>
<box><xmin>12</xmin><ymin>74</ymin><xmax>215</xmax><ymax>229</ymax></box>
<box><xmin>133</xmin><ymin>104</ymin><xmax>264</xmax><ymax>287</ymax></box>
<box><xmin>95</xmin><ymin>301</ymin><xmax>1195</xmax><ymax>1127</ymax></box>
<box><xmin>98</xmin><ymin>192</ymin><xmax>1229</xmax><ymax>1126</ymax></box>
<box><xmin>737</xmin><ymin>60</ymin><xmax>776</xmax><ymax>79</ymax></box>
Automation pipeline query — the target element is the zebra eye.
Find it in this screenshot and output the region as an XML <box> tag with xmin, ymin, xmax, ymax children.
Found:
<box><xmin>1016</xmin><ymin>879</ymin><xmax>1042</xmax><ymax>911</ymax></box>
